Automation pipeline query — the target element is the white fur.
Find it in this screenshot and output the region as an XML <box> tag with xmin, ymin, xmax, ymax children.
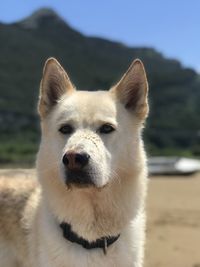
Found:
<box><xmin>32</xmin><ymin>89</ymin><xmax>148</xmax><ymax>267</ymax></box>
<box><xmin>0</xmin><ymin>58</ymin><xmax>148</xmax><ymax>267</ymax></box>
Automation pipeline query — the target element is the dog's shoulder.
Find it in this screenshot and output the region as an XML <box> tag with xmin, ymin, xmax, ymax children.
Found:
<box><xmin>0</xmin><ymin>175</ymin><xmax>38</xmax><ymax>239</ymax></box>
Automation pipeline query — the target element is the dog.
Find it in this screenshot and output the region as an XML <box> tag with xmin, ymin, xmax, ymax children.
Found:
<box><xmin>0</xmin><ymin>57</ymin><xmax>149</xmax><ymax>267</ymax></box>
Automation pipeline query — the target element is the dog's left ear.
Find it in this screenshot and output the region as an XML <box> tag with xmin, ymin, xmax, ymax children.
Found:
<box><xmin>112</xmin><ymin>59</ymin><xmax>149</xmax><ymax>120</ymax></box>
<box><xmin>38</xmin><ymin>58</ymin><xmax>75</xmax><ymax>118</ymax></box>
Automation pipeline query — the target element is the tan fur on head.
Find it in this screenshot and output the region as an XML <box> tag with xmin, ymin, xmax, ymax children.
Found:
<box><xmin>38</xmin><ymin>58</ymin><xmax>75</xmax><ymax>118</ymax></box>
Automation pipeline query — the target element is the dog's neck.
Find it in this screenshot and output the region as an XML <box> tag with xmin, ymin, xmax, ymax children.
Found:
<box><xmin>59</xmin><ymin>221</ymin><xmax>120</xmax><ymax>254</ymax></box>
<box><xmin>40</xmin><ymin>166</ymin><xmax>145</xmax><ymax>242</ymax></box>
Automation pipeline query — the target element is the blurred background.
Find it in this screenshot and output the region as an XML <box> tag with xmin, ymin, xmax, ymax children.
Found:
<box><xmin>0</xmin><ymin>1</ymin><xmax>200</xmax><ymax>266</ymax></box>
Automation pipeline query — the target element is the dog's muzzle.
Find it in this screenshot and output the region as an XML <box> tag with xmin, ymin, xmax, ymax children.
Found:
<box><xmin>62</xmin><ymin>151</ymin><xmax>94</xmax><ymax>186</ymax></box>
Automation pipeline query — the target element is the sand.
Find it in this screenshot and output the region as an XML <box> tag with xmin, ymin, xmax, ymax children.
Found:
<box><xmin>0</xmin><ymin>169</ymin><xmax>199</xmax><ymax>266</ymax></box>
<box><xmin>145</xmin><ymin>174</ymin><xmax>200</xmax><ymax>267</ymax></box>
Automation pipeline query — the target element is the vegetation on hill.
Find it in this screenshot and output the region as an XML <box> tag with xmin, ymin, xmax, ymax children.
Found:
<box><xmin>0</xmin><ymin>8</ymin><xmax>199</xmax><ymax>165</ymax></box>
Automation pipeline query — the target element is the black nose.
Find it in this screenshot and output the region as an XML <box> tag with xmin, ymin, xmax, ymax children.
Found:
<box><xmin>62</xmin><ymin>152</ymin><xmax>90</xmax><ymax>170</ymax></box>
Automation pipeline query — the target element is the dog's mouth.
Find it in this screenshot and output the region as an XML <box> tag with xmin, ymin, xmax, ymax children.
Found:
<box><xmin>65</xmin><ymin>170</ymin><xmax>96</xmax><ymax>188</ymax></box>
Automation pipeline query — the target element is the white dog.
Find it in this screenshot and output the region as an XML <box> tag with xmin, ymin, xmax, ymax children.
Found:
<box><xmin>0</xmin><ymin>57</ymin><xmax>149</xmax><ymax>267</ymax></box>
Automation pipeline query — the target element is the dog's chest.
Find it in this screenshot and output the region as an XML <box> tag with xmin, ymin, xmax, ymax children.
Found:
<box><xmin>36</xmin><ymin>240</ymin><xmax>133</xmax><ymax>267</ymax></box>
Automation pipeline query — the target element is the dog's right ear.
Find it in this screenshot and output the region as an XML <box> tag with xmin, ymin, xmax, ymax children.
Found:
<box><xmin>38</xmin><ymin>58</ymin><xmax>75</xmax><ymax>118</ymax></box>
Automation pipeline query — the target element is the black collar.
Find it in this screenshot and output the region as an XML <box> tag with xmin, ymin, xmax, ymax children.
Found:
<box><xmin>60</xmin><ymin>222</ymin><xmax>120</xmax><ymax>254</ymax></box>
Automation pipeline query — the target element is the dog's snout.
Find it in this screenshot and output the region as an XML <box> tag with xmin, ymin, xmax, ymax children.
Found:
<box><xmin>62</xmin><ymin>152</ymin><xmax>90</xmax><ymax>170</ymax></box>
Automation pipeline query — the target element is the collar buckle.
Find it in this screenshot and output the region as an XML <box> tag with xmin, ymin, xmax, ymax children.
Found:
<box><xmin>103</xmin><ymin>237</ymin><xmax>108</xmax><ymax>255</ymax></box>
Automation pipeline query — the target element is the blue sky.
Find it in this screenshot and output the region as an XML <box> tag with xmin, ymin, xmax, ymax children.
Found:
<box><xmin>1</xmin><ymin>0</ymin><xmax>200</xmax><ymax>71</ymax></box>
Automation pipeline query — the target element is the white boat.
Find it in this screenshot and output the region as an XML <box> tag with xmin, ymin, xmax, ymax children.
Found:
<box><xmin>148</xmin><ymin>157</ymin><xmax>200</xmax><ymax>175</ymax></box>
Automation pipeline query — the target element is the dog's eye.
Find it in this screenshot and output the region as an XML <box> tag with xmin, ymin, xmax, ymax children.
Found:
<box><xmin>99</xmin><ymin>124</ymin><xmax>115</xmax><ymax>134</ymax></box>
<box><xmin>59</xmin><ymin>125</ymin><xmax>74</xmax><ymax>135</ymax></box>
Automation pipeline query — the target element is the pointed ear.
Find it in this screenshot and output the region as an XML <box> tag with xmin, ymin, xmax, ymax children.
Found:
<box><xmin>38</xmin><ymin>58</ymin><xmax>75</xmax><ymax>117</ymax></box>
<box><xmin>112</xmin><ymin>59</ymin><xmax>149</xmax><ymax>120</ymax></box>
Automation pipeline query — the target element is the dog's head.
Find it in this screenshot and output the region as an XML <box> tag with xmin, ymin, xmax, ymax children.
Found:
<box><xmin>37</xmin><ymin>58</ymin><xmax>148</xmax><ymax>190</ymax></box>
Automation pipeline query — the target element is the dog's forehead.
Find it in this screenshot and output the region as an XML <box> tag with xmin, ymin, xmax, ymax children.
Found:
<box><xmin>56</xmin><ymin>90</ymin><xmax>116</xmax><ymax>123</ymax></box>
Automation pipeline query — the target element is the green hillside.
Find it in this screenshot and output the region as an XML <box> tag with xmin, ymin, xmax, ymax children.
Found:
<box><xmin>0</xmin><ymin>8</ymin><xmax>200</xmax><ymax>165</ymax></box>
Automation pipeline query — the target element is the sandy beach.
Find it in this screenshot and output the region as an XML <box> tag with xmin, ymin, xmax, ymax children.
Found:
<box><xmin>0</xmin><ymin>169</ymin><xmax>199</xmax><ymax>267</ymax></box>
<box><xmin>145</xmin><ymin>173</ymin><xmax>200</xmax><ymax>267</ymax></box>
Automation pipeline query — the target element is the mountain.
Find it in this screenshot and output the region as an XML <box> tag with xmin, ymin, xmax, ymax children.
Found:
<box><xmin>0</xmin><ymin>8</ymin><xmax>200</xmax><ymax>165</ymax></box>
